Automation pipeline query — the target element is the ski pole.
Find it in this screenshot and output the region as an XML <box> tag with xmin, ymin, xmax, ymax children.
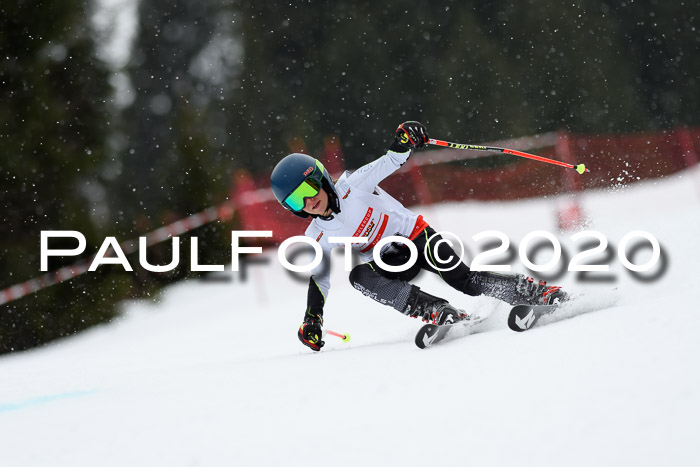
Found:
<box><xmin>322</xmin><ymin>329</ymin><xmax>351</xmax><ymax>343</ymax></box>
<box><xmin>427</xmin><ymin>138</ymin><xmax>589</xmax><ymax>174</ymax></box>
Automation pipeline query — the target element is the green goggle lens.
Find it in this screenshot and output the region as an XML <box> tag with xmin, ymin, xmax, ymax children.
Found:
<box><xmin>284</xmin><ymin>178</ymin><xmax>322</xmax><ymax>211</ymax></box>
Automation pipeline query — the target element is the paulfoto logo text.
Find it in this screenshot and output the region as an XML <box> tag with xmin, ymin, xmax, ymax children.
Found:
<box><xmin>40</xmin><ymin>229</ymin><xmax>663</xmax><ymax>276</ymax></box>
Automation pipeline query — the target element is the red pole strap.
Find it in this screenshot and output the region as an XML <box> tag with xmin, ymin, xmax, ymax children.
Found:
<box><xmin>427</xmin><ymin>138</ymin><xmax>589</xmax><ymax>174</ymax></box>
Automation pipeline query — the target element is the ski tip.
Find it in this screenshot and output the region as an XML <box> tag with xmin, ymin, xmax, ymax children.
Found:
<box><xmin>507</xmin><ymin>305</ymin><xmax>536</xmax><ymax>332</ymax></box>
<box><xmin>575</xmin><ymin>163</ymin><xmax>588</xmax><ymax>174</ymax></box>
<box><xmin>414</xmin><ymin>324</ymin><xmax>438</xmax><ymax>349</ymax></box>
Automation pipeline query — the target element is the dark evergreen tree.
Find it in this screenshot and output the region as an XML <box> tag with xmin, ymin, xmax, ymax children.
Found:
<box><xmin>112</xmin><ymin>0</ymin><xmax>238</xmax><ymax>232</ymax></box>
<box><xmin>0</xmin><ymin>0</ymin><xmax>116</xmax><ymax>352</ymax></box>
<box><xmin>226</xmin><ymin>0</ymin><xmax>698</xmax><ymax>171</ymax></box>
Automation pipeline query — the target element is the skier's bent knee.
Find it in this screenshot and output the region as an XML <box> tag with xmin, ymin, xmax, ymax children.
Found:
<box><xmin>348</xmin><ymin>263</ymin><xmax>372</xmax><ymax>287</ymax></box>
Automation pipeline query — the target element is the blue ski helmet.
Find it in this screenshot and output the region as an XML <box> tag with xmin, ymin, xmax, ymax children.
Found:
<box><xmin>270</xmin><ymin>153</ymin><xmax>340</xmax><ymax>218</ymax></box>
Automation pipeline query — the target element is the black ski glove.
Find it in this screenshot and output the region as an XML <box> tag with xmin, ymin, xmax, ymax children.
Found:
<box><xmin>298</xmin><ymin>307</ymin><xmax>324</xmax><ymax>352</ymax></box>
<box><xmin>392</xmin><ymin>121</ymin><xmax>429</xmax><ymax>151</ymax></box>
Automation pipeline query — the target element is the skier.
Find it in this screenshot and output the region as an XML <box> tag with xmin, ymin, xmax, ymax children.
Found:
<box><xmin>270</xmin><ymin>121</ymin><xmax>567</xmax><ymax>351</ymax></box>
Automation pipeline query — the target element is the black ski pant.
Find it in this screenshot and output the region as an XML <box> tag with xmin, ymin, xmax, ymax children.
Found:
<box><xmin>349</xmin><ymin>226</ymin><xmax>520</xmax><ymax>312</ymax></box>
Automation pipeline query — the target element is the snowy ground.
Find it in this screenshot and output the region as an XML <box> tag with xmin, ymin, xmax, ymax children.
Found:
<box><xmin>1</xmin><ymin>168</ymin><xmax>699</xmax><ymax>466</ymax></box>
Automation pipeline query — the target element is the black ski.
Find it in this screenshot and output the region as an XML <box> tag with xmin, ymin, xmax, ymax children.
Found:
<box><xmin>415</xmin><ymin>316</ymin><xmax>485</xmax><ymax>349</ymax></box>
<box><xmin>507</xmin><ymin>304</ymin><xmax>558</xmax><ymax>332</ymax></box>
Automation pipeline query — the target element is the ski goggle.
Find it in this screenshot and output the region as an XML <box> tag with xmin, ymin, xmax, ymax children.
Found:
<box><xmin>283</xmin><ymin>177</ymin><xmax>322</xmax><ymax>212</ymax></box>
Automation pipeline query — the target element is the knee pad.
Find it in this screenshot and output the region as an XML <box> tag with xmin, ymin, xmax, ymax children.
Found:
<box><xmin>348</xmin><ymin>263</ymin><xmax>413</xmax><ymax>311</ymax></box>
<box><xmin>349</xmin><ymin>263</ymin><xmax>373</xmax><ymax>287</ymax></box>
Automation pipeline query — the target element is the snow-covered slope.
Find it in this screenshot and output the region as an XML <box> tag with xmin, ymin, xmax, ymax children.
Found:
<box><xmin>1</xmin><ymin>169</ymin><xmax>699</xmax><ymax>467</ymax></box>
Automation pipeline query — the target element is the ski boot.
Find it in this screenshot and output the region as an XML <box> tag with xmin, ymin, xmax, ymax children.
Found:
<box><xmin>402</xmin><ymin>286</ymin><xmax>467</xmax><ymax>325</ymax></box>
<box><xmin>516</xmin><ymin>276</ymin><xmax>568</xmax><ymax>306</ymax></box>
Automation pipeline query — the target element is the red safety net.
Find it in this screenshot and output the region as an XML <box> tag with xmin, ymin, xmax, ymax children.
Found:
<box><xmin>233</xmin><ymin>127</ymin><xmax>700</xmax><ymax>243</ymax></box>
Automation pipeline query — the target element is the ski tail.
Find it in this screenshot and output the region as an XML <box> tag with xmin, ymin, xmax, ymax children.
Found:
<box><xmin>415</xmin><ymin>315</ymin><xmax>487</xmax><ymax>349</ymax></box>
<box><xmin>507</xmin><ymin>304</ymin><xmax>557</xmax><ymax>332</ymax></box>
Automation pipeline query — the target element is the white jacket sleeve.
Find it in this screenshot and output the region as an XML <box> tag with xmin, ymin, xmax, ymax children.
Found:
<box><xmin>346</xmin><ymin>148</ymin><xmax>411</xmax><ymax>192</ymax></box>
